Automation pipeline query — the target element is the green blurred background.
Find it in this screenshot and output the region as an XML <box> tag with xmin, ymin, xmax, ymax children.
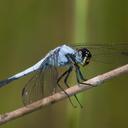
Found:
<box><xmin>0</xmin><ymin>0</ymin><xmax>128</xmax><ymax>128</ymax></box>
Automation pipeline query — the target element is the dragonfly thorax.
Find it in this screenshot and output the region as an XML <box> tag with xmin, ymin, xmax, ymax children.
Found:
<box><xmin>75</xmin><ymin>48</ymin><xmax>92</xmax><ymax>66</ymax></box>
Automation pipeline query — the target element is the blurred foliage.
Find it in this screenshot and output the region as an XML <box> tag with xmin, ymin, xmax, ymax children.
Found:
<box><xmin>0</xmin><ymin>0</ymin><xmax>128</xmax><ymax>128</ymax></box>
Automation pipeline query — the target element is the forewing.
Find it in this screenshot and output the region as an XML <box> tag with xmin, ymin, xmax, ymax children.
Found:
<box><xmin>22</xmin><ymin>70</ymin><xmax>44</xmax><ymax>105</ymax></box>
<box><xmin>22</xmin><ymin>66</ymin><xmax>58</xmax><ymax>106</ymax></box>
<box><xmin>22</xmin><ymin>50</ymin><xmax>59</xmax><ymax>106</ymax></box>
<box><xmin>73</xmin><ymin>43</ymin><xmax>128</xmax><ymax>65</ymax></box>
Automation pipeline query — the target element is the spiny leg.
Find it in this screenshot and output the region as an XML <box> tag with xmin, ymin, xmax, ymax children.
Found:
<box><xmin>64</xmin><ymin>66</ymin><xmax>83</xmax><ymax>108</ymax></box>
<box><xmin>75</xmin><ymin>65</ymin><xmax>93</xmax><ymax>86</ymax></box>
<box><xmin>57</xmin><ymin>69</ymin><xmax>77</xmax><ymax>108</ymax></box>
<box><xmin>65</xmin><ymin>54</ymin><xmax>92</xmax><ymax>86</ymax></box>
<box><xmin>77</xmin><ymin>66</ymin><xmax>87</xmax><ymax>81</ymax></box>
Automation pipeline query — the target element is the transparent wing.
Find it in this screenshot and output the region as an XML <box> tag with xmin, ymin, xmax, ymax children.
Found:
<box><xmin>22</xmin><ymin>66</ymin><xmax>58</xmax><ymax>105</ymax></box>
<box><xmin>73</xmin><ymin>43</ymin><xmax>128</xmax><ymax>65</ymax></box>
<box><xmin>22</xmin><ymin>69</ymin><xmax>44</xmax><ymax>105</ymax></box>
<box><xmin>22</xmin><ymin>49</ymin><xmax>60</xmax><ymax>106</ymax></box>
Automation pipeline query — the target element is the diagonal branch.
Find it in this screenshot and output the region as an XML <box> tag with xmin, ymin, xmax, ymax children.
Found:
<box><xmin>0</xmin><ymin>64</ymin><xmax>128</xmax><ymax>125</ymax></box>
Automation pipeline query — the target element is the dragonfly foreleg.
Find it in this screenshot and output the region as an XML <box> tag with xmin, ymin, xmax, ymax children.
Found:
<box><xmin>75</xmin><ymin>64</ymin><xmax>93</xmax><ymax>86</ymax></box>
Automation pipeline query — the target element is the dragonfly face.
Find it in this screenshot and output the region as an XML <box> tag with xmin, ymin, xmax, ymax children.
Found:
<box><xmin>76</xmin><ymin>48</ymin><xmax>92</xmax><ymax>66</ymax></box>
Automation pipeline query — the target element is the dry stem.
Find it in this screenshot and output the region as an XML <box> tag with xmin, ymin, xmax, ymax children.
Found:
<box><xmin>0</xmin><ymin>64</ymin><xmax>128</xmax><ymax>125</ymax></box>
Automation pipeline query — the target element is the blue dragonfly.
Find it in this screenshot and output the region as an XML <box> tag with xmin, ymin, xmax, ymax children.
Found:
<box><xmin>0</xmin><ymin>43</ymin><xmax>127</xmax><ymax>108</ymax></box>
<box><xmin>0</xmin><ymin>44</ymin><xmax>92</xmax><ymax>108</ymax></box>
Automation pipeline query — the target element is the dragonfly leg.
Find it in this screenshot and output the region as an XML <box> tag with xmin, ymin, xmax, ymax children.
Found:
<box><xmin>75</xmin><ymin>64</ymin><xmax>94</xmax><ymax>86</ymax></box>
<box><xmin>77</xmin><ymin>67</ymin><xmax>87</xmax><ymax>81</ymax></box>
<box><xmin>64</xmin><ymin>66</ymin><xmax>83</xmax><ymax>108</ymax></box>
<box><xmin>65</xmin><ymin>54</ymin><xmax>93</xmax><ymax>86</ymax></box>
<box><xmin>57</xmin><ymin>68</ymin><xmax>77</xmax><ymax>108</ymax></box>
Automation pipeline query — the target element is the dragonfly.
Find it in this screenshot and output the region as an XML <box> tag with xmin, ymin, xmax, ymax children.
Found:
<box><xmin>0</xmin><ymin>44</ymin><xmax>93</xmax><ymax>108</ymax></box>
<box><xmin>0</xmin><ymin>44</ymin><xmax>127</xmax><ymax>108</ymax></box>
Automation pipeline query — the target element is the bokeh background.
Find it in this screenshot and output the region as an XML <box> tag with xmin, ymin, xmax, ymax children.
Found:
<box><xmin>0</xmin><ymin>0</ymin><xmax>128</xmax><ymax>128</ymax></box>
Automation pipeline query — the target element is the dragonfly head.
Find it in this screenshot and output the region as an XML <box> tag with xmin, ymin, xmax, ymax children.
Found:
<box><xmin>76</xmin><ymin>48</ymin><xmax>92</xmax><ymax>66</ymax></box>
